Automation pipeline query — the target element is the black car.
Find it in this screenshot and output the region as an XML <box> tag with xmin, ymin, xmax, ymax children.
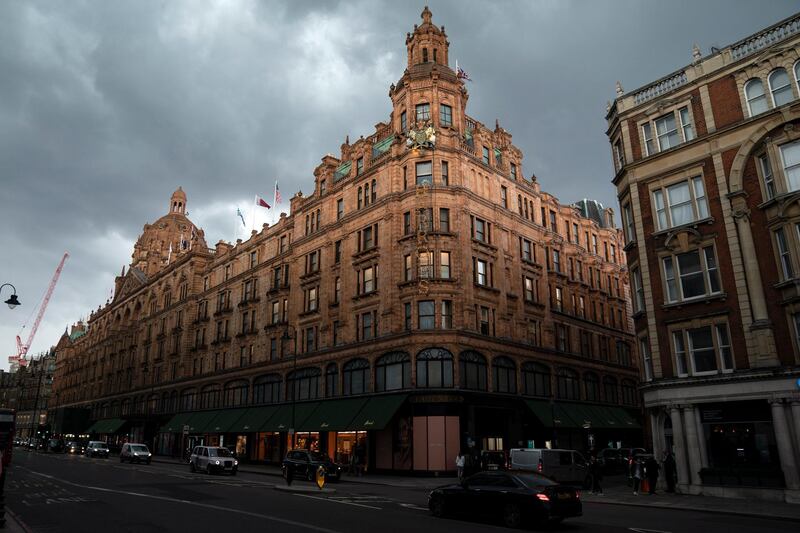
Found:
<box><xmin>428</xmin><ymin>471</ymin><xmax>582</xmax><ymax>528</ymax></box>
<box><xmin>282</xmin><ymin>450</ymin><xmax>342</xmax><ymax>482</ymax></box>
<box><xmin>47</xmin><ymin>438</ymin><xmax>65</xmax><ymax>453</ymax></box>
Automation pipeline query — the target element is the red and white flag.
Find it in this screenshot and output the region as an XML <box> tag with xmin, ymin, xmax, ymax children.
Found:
<box><xmin>274</xmin><ymin>181</ymin><xmax>282</xmax><ymax>205</ymax></box>
<box><xmin>256</xmin><ymin>195</ymin><xmax>271</xmax><ymax>208</ymax></box>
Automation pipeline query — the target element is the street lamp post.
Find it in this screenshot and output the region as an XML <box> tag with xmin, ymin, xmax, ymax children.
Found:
<box><xmin>29</xmin><ymin>363</ymin><xmax>46</xmax><ymax>447</ymax></box>
<box><xmin>281</xmin><ymin>325</ymin><xmax>297</xmax><ymax>449</ymax></box>
<box><xmin>0</xmin><ymin>284</ymin><xmax>20</xmax><ymax>309</ymax></box>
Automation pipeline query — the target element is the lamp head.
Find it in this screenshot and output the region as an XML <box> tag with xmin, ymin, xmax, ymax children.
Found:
<box><xmin>5</xmin><ymin>294</ymin><xmax>20</xmax><ymax>309</ymax></box>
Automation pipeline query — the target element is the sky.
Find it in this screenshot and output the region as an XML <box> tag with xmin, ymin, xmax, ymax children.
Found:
<box><xmin>1</xmin><ymin>0</ymin><xmax>797</xmax><ymax>369</ymax></box>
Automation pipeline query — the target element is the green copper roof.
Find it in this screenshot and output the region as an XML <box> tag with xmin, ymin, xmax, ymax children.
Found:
<box><xmin>333</xmin><ymin>161</ymin><xmax>352</xmax><ymax>182</ymax></box>
<box><xmin>372</xmin><ymin>135</ymin><xmax>394</xmax><ymax>158</ymax></box>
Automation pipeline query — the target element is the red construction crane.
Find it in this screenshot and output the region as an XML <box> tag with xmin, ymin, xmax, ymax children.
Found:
<box><xmin>9</xmin><ymin>252</ymin><xmax>69</xmax><ymax>369</ymax></box>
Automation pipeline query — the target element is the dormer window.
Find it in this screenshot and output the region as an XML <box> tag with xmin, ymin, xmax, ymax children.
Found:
<box><xmin>422</xmin><ymin>48</ymin><xmax>428</xmax><ymax>63</ymax></box>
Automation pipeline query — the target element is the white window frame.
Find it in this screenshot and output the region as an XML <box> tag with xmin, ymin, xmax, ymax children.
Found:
<box><xmin>776</xmin><ymin>227</ymin><xmax>795</xmax><ymax>281</ymax></box>
<box><xmin>652</xmin><ymin>176</ymin><xmax>709</xmax><ymax>231</ymax></box>
<box><xmin>622</xmin><ymin>203</ymin><xmax>635</xmax><ymax>244</ymax></box>
<box><xmin>439</xmin><ymin>251</ymin><xmax>451</xmax><ymax>279</ymax></box>
<box><xmin>744</xmin><ymin>78</ymin><xmax>769</xmax><ymax>117</ymax></box>
<box><xmin>780</xmin><ymin>140</ymin><xmax>800</xmax><ymax>193</ymax></box>
<box><xmin>476</xmin><ymin>259</ymin><xmax>488</xmax><ymax>286</ymax></box>
<box><xmin>758</xmin><ymin>153</ymin><xmax>776</xmax><ymax>200</ymax></box>
<box><xmin>768</xmin><ymin>67</ymin><xmax>793</xmax><ymax>107</ymax></box>
<box><xmin>661</xmin><ymin>245</ymin><xmax>721</xmax><ymax>303</ymax></box>
<box><xmin>672</xmin><ymin>323</ymin><xmax>734</xmax><ymax>377</ymax></box>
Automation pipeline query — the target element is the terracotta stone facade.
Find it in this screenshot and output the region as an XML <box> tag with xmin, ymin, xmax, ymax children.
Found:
<box><xmin>608</xmin><ymin>12</ymin><xmax>800</xmax><ymax>502</ymax></box>
<box><xmin>51</xmin><ymin>8</ymin><xmax>639</xmax><ymax>474</ymax></box>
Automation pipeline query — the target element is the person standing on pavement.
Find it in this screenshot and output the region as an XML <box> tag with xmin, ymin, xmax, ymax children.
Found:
<box><xmin>631</xmin><ymin>457</ymin><xmax>643</xmax><ymax>495</ymax></box>
<box><xmin>455</xmin><ymin>452</ymin><xmax>465</xmax><ymax>481</ymax></box>
<box><xmin>589</xmin><ymin>455</ymin><xmax>603</xmax><ymax>495</ymax></box>
<box><xmin>645</xmin><ymin>455</ymin><xmax>660</xmax><ymax>495</ymax></box>
<box><xmin>663</xmin><ymin>451</ymin><xmax>677</xmax><ymax>493</ymax></box>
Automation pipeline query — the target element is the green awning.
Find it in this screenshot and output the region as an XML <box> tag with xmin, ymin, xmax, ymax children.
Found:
<box><xmin>204</xmin><ymin>409</ymin><xmax>249</xmax><ymax>433</ymax></box>
<box><xmin>84</xmin><ymin>420</ymin><xmax>101</xmax><ymax>434</ymax></box>
<box><xmin>186</xmin><ymin>410</ymin><xmax>220</xmax><ymax>433</ymax></box>
<box><xmin>298</xmin><ymin>398</ymin><xmax>369</xmax><ymax>432</ymax></box>
<box><xmin>610</xmin><ymin>407</ymin><xmax>642</xmax><ymax>429</ymax></box>
<box><xmin>260</xmin><ymin>402</ymin><xmax>320</xmax><ymax>432</ymax></box>
<box><xmin>90</xmin><ymin>418</ymin><xmax>125</xmax><ymax>434</ymax></box>
<box><xmin>348</xmin><ymin>394</ymin><xmax>407</xmax><ymax>431</ymax></box>
<box><xmin>524</xmin><ymin>400</ymin><xmax>580</xmax><ymax>428</ymax></box>
<box><xmin>333</xmin><ymin>161</ymin><xmax>352</xmax><ymax>181</ymax></box>
<box><xmin>372</xmin><ymin>135</ymin><xmax>394</xmax><ymax>158</ymax></box>
<box><xmin>160</xmin><ymin>412</ymin><xmax>194</xmax><ymax>433</ymax></box>
<box><xmin>227</xmin><ymin>406</ymin><xmax>280</xmax><ymax>433</ymax></box>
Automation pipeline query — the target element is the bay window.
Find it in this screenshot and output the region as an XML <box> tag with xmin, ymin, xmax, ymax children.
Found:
<box><xmin>642</xmin><ymin>106</ymin><xmax>694</xmax><ymax>155</ymax></box>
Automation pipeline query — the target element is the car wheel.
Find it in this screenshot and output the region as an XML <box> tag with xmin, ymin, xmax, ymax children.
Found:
<box><xmin>429</xmin><ymin>495</ymin><xmax>446</xmax><ymax>518</ymax></box>
<box><xmin>502</xmin><ymin>503</ymin><xmax>522</xmax><ymax>529</ymax></box>
<box><xmin>190</xmin><ymin>461</ymin><xmax>196</xmax><ymax>473</ymax></box>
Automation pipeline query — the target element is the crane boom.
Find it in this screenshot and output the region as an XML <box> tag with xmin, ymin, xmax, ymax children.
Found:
<box><xmin>15</xmin><ymin>252</ymin><xmax>69</xmax><ymax>364</ymax></box>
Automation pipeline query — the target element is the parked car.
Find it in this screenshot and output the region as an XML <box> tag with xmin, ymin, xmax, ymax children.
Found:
<box><xmin>508</xmin><ymin>448</ymin><xmax>590</xmax><ymax>487</ymax></box>
<box><xmin>120</xmin><ymin>443</ymin><xmax>152</xmax><ymax>464</ymax></box>
<box><xmin>189</xmin><ymin>446</ymin><xmax>238</xmax><ymax>475</ymax></box>
<box><xmin>65</xmin><ymin>441</ymin><xmax>85</xmax><ymax>454</ymax></box>
<box><xmin>480</xmin><ymin>450</ymin><xmax>507</xmax><ymax>471</ymax></box>
<box><xmin>282</xmin><ymin>450</ymin><xmax>342</xmax><ymax>482</ymax></box>
<box><xmin>47</xmin><ymin>438</ymin><xmax>65</xmax><ymax>453</ymax></box>
<box><xmin>85</xmin><ymin>441</ymin><xmax>110</xmax><ymax>458</ymax></box>
<box><xmin>596</xmin><ymin>448</ymin><xmax>623</xmax><ymax>473</ymax></box>
<box><xmin>428</xmin><ymin>470</ymin><xmax>581</xmax><ymax>528</ymax></box>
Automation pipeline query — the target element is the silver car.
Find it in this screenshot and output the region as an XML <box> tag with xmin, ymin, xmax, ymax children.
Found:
<box><xmin>120</xmin><ymin>443</ymin><xmax>152</xmax><ymax>464</ymax></box>
<box><xmin>189</xmin><ymin>446</ymin><xmax>238</xmax><ymax>475</ymax></box>
<box><xmin>85</xmin><ymin>440</ymin><xmax>110</xmax><ymax>458</ymax></box>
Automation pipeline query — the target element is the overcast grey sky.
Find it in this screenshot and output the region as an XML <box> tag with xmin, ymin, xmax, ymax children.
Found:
<box><xmin>1</xmin><ymin>0</ymin><xmax>797</xmax><ymax>369</ymax></box>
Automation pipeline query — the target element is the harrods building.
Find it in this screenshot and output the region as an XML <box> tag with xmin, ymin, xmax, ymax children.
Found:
<box><xmin>51</xmin><ymin>8</ymin><xmax>639</xmax><ymax>474</ymax></box>
<box><xmin>607</xmin><ymin>12</ymin><xmax>800</xmax><ymax>502</ymax></box>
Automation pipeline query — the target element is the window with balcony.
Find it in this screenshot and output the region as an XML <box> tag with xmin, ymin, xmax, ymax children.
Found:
<box><xmin>662</xmin><ymin>245</ymin><xmax>721</xmax><ymax>303</ymax></box>
<box><xmin>652</xmin><ymin>176</ymin><xmax>709</xmax><ymax>230</ymax></box>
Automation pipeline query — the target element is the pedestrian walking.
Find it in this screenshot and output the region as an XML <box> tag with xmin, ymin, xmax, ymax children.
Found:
<box><xmin>455</xmin><ymin>452</ymin><xmax>465</xmax><ymax>481</ymax></box>
<box><xmin>589</xmin><ymin>455</ymin><xmax>603</xmax><ymax>495</ymax></box>
<box><xmin>663</xmin><ymin>451</ymin><xmax>677</xmax><ymax>493</ymax></box>
<box><xmin>645</xmin><ymin>455</ymin><xmax>660</xmax><ymax>495</ymax></box>
<box><xmin>631</xmin><ymin>457</ymin><xmax>643</xmax><ymax>495</ymax></box>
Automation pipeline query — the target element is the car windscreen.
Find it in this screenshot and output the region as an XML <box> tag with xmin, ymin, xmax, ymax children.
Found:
<box><xmin>130</xmin><ymin>445</ymin><xmax>149</xmax><ymax>452</ymax></box>
<box><xmin>308</xmin><ymin>451</ymin><xmax>330</xmax><ymax>462</ymax></box>
<box><xmin>208</xmin><ymin>448</ymin><xmax>232</xmax><ymax>457</ymax></box>
<box><xmin>514</xmin><ymin>473</ymin><xmax>558</xmax><ymax>488</ymax></box>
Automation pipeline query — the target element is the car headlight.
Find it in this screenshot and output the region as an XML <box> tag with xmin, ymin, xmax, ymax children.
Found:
<box><xmin>234</xmin><ymin>460</ymin><xmax>238</xmax><ymax>466</ymax></box>
<box><xmin>148</xmin><ymin>453</ymin><xmax>152</xmax><ymax>457</ymax></box>
<box><xmin>215</xmin><ymin>460</ymin><xmax>220</xmax><ymax>465</ymax></box>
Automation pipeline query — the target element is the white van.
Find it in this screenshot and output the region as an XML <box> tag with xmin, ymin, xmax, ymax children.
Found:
<box><xmin>509</xmin><ymin>448</ymin><xmax>589</xmax><ymax>487</ymax></box>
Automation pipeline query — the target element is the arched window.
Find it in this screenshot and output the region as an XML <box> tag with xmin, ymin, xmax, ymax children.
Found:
<box><xmin>621</xmin><ymin>379</ymin><xmax>637</xmax><ymax>406</ymax></box>
<box><xmin>287</xmin><ymin>368</ymin><xmax>321</xmax><ymax>400</ymax></box>
<box><xmin>224</xmin><ymin>380</ymin><xmax>249</xmax><ymax>407</ymax></box>
<box><xmin>522</xmin><ymin>362</ymin><xmax>551</xmax><ymax>397</ymax></box>
<box><xmin>492</xmin><ymin>356</ymin><xmax>517</xmax><ymax>393</ymax></box>
<box><xmin>200</xmin><ymin>384</ymin><xmax>221</xmax><ymax>409</ymax></box>
<box><xmin>795</xmin><ymin>61</ymin><xmax>800</xmax><ymax>94</ymax></box>
<box><xmin>416</xmin><ymin>348</ymin><xmax>454</xmax><ymax>388</ymax></box>
<box><xmin>371</xmin><ymin>179</ymin><xmax>377</xmax><ymax>203</ymax></box>
<box><xmin>584</xmin><ymin>372</ymin><xmax>600</xmax><ymax>402</ymax></box>
<box><xmin>342</xmin><ymin>359</ymin><xmax>370</xmax><ymax>395</ymax></box>
<box><xmin>375</xmin><ymin>352</ymin><xmax>411</xmax><ymax>392</ymax></box>
<box><xmin>325</xmin><ymin>363</ymin><xmax>338</xmax><ymax>398</ymax></box>
<box><xmin>253</xmin><ymin>374</ymin><xmax>281</xmax><ymax>404</ymax></box>
<box><xmin>603</xmin><ymin>376</ymin><xmax>619</xmax><ymax>404</ymax></box>
<box><xmin>745</xmin><ymin>78</ymin><xmax>768</xmax><ymax>116</ymax></box>
<box><xmin>459</xmin><ymin>351</ymin><xmax>488</xmax><ymax>390</ymax></box>
<box><xmin>768</xmin><ymin>68</ymin><xmax>793</xmax><ymax>107</ymax></box>
<box><xmin>180</xmin><ymin>389</ymin><xmax>197</xmax><ymax>411</ymax></box>
<box><xmin>422</xmin><ymin>47</ymin><xmax>428</xmax><ymax>63</ymax></box>
<box><xmin>556</xmin><ymin>368</ymin><xmax>580</xmax><ymax>400</ymax></box>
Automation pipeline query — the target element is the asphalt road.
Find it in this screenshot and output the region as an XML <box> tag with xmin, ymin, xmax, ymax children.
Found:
<box><xmin>4</xmin><ymin>451</ymin><xmax>798</xmax><ymax>533</ymax></box>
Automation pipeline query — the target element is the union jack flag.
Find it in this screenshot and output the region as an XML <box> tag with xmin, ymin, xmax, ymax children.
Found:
<box><xmin>274</xmin><ymin>181</ymin><xmax>282</xmax><ymax>205</ymax></box>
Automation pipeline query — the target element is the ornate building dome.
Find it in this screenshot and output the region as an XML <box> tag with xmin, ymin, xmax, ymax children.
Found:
<box><xmin>130</xmin><ymin>187</ymin><xmax>207</xmax><ymax>277</ymax></box>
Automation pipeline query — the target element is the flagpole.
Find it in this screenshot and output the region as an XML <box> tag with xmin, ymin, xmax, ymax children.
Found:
<box><xmin>251</xmin><ymin>194</ymin><xmax>257</xmax><ymax>234</ymax></box>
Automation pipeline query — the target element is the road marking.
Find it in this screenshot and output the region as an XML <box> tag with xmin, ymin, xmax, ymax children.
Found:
<box><xmin>399</xmin><ymin>503</ymin><xmax>429</xmax><ymax>511</ymax></box>
<box><xmin>294</xmin><ymin>493</ymin><xmax>382</xmax><ymax>510</ymax></box>
<box><xmin>19</xmin><ymin>467</ymin><xmax>341</xmax><ymax>533</ymax></box>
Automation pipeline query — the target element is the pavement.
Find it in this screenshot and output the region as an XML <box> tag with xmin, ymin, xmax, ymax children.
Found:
<box><xmin>581</xmin><ymin>476</ymin><xmax>800</xmax><ymax>521</ymax></box>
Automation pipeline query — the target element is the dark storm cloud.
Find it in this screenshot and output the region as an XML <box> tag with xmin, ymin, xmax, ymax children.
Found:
<box><xmin>1</xmin><ymin>0</ymin><xmax>797</xmax><ymax>365</ymax></box>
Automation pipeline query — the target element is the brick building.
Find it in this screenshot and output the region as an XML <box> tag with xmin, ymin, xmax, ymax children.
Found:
<box><xmin>14</xmin><ymin>351</ymin><xmax>55</xmax><ymax>441</ymax></box>
<box><xmin>607</xmin><ymin>13</ymin><xmax>800</xmax><ymax>502</ymax></box>
<box><xmin>52</xmin><ymin>7</ymin><xmax>639</xmax><ymax>474</ymax></box>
